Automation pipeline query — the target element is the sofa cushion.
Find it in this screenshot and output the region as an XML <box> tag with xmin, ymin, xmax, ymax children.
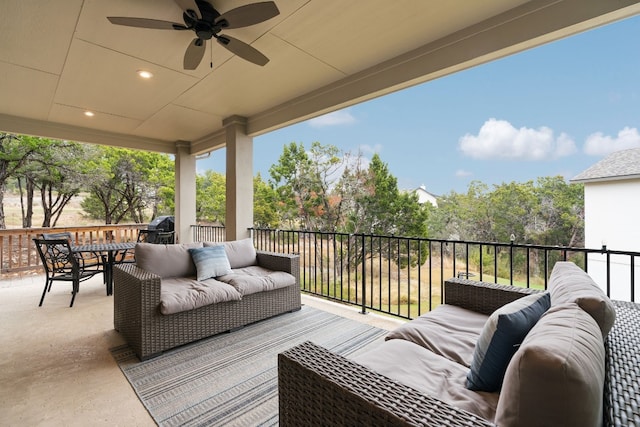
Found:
<box><xmin>205</xmin><ymin>238</ymin><xmax>257</xmax><ymax>269</ymax></box>
<box><xmin>385</xmin><ymin>304</ymin><xmax>488</xmax><ymax>367</ymax></box>
<box><xmin>135</xmin><ymin>242</ymin><xmax>203</xmax><ymax>278</ymax></box>
<box><xmin>217</xmin><ymin>266</ymin><xmax>296</xmax><ymax>296</ymax></box>
<box><xmin>466</xmin><ymin>292</ymin><xmax>550</xmax><ymax>392</ymax></box>
<box><xmin>495</xmin><ymin>303</ymin><xmax>605</xmax><ymax>427</ymax></box>
<box><xmin>188</xmin><ymin>246</ymin><xmax>232</xmax><ymax>280</ymax></box>
<box><xmin>159</xmin><ymin>277</ymin><xmax>242</xmax><ymax>315</ymax></box>
<box><xmin>353</xmin><ymin>338</ymin><xmax>500</xmax><ymax>423</ymax></box>
<box><xmin>549</xmin><ymin>261</ymin><xmax>616</xmax><ymax>337</ymax></box>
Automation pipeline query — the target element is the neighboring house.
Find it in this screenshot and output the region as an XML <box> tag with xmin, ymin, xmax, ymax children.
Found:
<box><xmin>414</xmin><ymin>185</ymin><xmax>438</xmax><ymax>207</ymax></box>
<box><xmin>571</xmin><ymin>147</ymin><xmax>640</xmax><ymax>300</ymax></box>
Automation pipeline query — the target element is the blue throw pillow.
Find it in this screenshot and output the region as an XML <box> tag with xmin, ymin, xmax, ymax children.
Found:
<box><xmin>189</xmin><ymin>245</ymin><xmax>232</xmax><ymax>281</ymax></box>
<box><xmin>466</xmin><ymin>291</ymin><xmax>551</xmax><ymax>392</ymax></box>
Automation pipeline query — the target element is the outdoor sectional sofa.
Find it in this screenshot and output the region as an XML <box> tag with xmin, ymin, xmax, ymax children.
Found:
<box><xmin>113</xmin><ymin>238</ymin><xmax>301</xmax><ymax>360</ymax></box>
<box><xmin>279</xmin><ymin>262</ymin><xmax>639</xmax><ymax>426</ymax></box>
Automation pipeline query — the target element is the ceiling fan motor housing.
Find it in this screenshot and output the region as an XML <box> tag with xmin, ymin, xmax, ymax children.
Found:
<box><xmin>184</xmin><ymin>0</ymin><xmax>225</xmax><ymax>40</ymax></box>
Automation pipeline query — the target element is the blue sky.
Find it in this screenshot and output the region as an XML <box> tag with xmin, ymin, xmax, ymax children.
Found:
<box><xmin>198</xmin><ymin>15</ymin><xmax>640</xmax><ymax>196</ymax></box>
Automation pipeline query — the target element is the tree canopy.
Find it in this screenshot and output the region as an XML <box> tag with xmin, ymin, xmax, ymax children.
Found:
<box><xmin>0</xmin><ymin>133</ymin><xmax>584</xmax><ymax>255</ymax></box>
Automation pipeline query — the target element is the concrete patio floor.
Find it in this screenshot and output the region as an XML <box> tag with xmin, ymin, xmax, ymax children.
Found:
<box><xmin>0</xmin><ymin>272</ymin><xmax>404</xmax><ymax>426</ymax></box>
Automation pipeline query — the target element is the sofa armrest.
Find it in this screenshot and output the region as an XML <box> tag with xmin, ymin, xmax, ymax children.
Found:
<box><xmin>256</xmin><ymin>251</ymin><xmax>300</xmax><ymax>284</ymax></box>
<box><xmin>604</xmin><ymin>300</ymin><xmax>640</xmax><ymax>427</ymax></box>
<box><xmin>113</xmin><ymin>263</ymin><xmax>162</xmax><ymax>355</ymax></box>
<box><xmin>278</xmin><ymin>341</ymin><xmax>493</xmax><ymax>427</ymax></box>
<box><xmin>444</xmin><ymin>278</ymin><xmax>542</xmax><ymax>315</ymax></box>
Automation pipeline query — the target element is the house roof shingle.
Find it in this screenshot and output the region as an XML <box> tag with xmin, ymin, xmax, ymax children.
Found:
<box><xmin>571</xmin><ymin>148</ymin><xmax>640</xmax><ymax>183</ymax></box>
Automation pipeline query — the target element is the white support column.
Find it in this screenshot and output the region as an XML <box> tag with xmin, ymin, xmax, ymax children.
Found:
<box><xmin>224</xmin><ymin>116</ymin><xmax>253</xmax><ymax>241</ymax></box>
<box><xmin>175</xmin><ymin>141</ymin><xmax>196</xmax><ymax>243</ymax></box>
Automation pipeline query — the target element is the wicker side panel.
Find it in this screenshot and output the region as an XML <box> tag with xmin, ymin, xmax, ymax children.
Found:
<box><xmin>444</xmin><ymin>278</ymin><xmax>541</xmax><ymax>315</ymax></box>
<box><xmin>278</xmin><ymin>341</ymin><xmax>493</xmax><ymax>427</ymax></box>
<box><xmin>113</xmin><ymin>263</ymin><xmax>161</xmax><ymax>360</ymax></box>
<box><xmin>256</xmin><ymin>251</ymin><xmax>300</xmax><ymax>284</ymax></box>
<box><xmin>604</xmin><ymin>300</ymin><xmax>640</xmax><ymax>427</ymax></box>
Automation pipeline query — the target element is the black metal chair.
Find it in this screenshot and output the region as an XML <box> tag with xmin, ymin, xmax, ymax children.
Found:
<box><xmin>33</xmin><ymin>238</ymin><xmax>104</xmax><ymax>307</ymax></box>
<box><xmin>41</xmin><ymin>231</ymin><xmax>104</xmax><ymax>273</ymax></box>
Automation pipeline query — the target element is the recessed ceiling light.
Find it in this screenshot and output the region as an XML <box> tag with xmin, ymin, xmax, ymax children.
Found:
<box><xmin>84</xmin><ymin>111</ymin><xmax>95</xmax><ymax>117</ymax></box>
<box><xmin>137</xmin><ymin>70</ymin><xmax>153</xmax><ymax>79</ymax></box>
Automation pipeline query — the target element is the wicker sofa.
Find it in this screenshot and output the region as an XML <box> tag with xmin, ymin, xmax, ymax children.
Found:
<box><xmin>279</xmin><ymin>262</ymin><xmax>639</xmax><ymax>426</ymax></box>
<box><xmin>113</xmin><ymin>238</ymin><xmax>301</xmax><ymax>360</ymax></box>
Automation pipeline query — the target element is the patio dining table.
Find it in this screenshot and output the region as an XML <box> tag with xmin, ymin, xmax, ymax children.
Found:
<box><xmin>72</xmin><ymin>242</ymin><xmax>136</xmax><ymax>296</ymax></box>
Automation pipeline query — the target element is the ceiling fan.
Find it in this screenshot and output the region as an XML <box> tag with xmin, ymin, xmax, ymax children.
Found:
<box><xmin>107</xmin><ymin>0</ymin><xmax>279</xmax><ymax>70</ymax></box>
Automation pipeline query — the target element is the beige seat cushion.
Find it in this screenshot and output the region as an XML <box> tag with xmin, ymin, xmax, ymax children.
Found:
<box><xmin>353</xmin><ymin>338</ymin><xmax>500</xmax><ymax>423</ymax></box>
<box><xmin>495</xmin><ymin>302</ymin><xmax>605</xmax><ymax>427</ymax></box>
<box><xmin>135</xmin><ymin>242</ymin><xmax>203</xmax><ymax>278</ymax></box>
<box><xmin>217</xmin><ymin>266</ymin><xmax>296</xmax><ymax>296</ymax></box>
<box><xmin>549</xmin><ymin>261</ymin><xmax>616</xmax><ymax>337</ymax></box>
<box><xmin>159</xmin><ymin>277</ymin><xmax>242</xmax><ymax>315</ymax></box>
<box><xmin>385</xmin><ymin>304</ymin><xmax>488</xmax><ymax>367</ymax></box>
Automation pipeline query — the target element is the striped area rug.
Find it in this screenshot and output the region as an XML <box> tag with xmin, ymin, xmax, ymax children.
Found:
<box><xmin>111</xmin><ymin>305</ymin><xmax>388</xmax><ymax>427</ymax></box>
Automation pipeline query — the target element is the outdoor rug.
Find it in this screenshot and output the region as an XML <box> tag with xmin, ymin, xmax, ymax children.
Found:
<box><xmin>110</xmin><ymin>305</ymin><xmax>388</xmax><ymax>427</ymax></box>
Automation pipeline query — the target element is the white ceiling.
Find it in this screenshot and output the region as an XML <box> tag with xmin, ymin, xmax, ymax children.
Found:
<box><xmin>1</xmin><ymin>0</ymin><xmax>639</xmax><ymax>155</ymax></box>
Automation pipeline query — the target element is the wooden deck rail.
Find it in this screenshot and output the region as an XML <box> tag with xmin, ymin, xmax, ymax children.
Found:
<box><xmin>0</xmin><ymin>224</ymin><xmax>145</xmax><ymax>278</ymax></box>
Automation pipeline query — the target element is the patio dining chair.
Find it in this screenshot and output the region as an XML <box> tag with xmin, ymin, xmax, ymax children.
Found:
<box><xmin>33</xmin><ymin>238</ymin><xmax>105</xmax><ymax>307</ymax></box>
<box><xmin>41</xmin><ymin>231</ymin><xmax>104</xmax><ymax>273</ymax></box>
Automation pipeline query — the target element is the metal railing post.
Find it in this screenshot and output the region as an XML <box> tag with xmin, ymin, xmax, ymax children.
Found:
<box><xmin>361</xmin><ymin>233</ymin><xmax>367</xmax><ymax>315</ymax></box>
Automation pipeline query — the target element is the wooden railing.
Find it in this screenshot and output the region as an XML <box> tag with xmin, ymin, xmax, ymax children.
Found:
<box><xmin>0</xmin><ymin>224</ymin><xmax>145</xmax><ymax>277</ymax></box>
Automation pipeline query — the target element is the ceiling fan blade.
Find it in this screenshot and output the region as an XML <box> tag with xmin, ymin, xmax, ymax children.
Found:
<box><xmin>184</xmin><ymin>38</ymin><xmax>206</xmax><ymax>70</ymax></box>
<box><xmin>216</xmin><ymin>2</ymin><xmax>279</xmax><ymax>29</ymax></box>
<box><xmin>217</xmin><ymin>35</ymin><xmax>269</xmax><ymax>66</ymax></box>
<box><xmin>107</xmin><ymin>17</ymin><xmax>187</xmax><ymax>30</ymax></box>
<box><xmin>174</xmin><ymin>0</ymin><xmax>201</xmax><ymax>19</ymax></box>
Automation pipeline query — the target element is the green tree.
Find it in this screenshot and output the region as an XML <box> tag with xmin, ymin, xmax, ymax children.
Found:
<box><xmin>488</xmin><ymin>181</ymin><xmax>537</xmax><ymax>243</ymax></box>
<box><xmin>532</xmin><ymin>176</ymin><xmax>584</xmax><ymax>246</ymax></box>
<box><xmin>0</xmin><ymin>133</ymin><xmax>40</xmax><ymax>229</ymax></box>
<box><xmin>339</xmin><ymin>154</ymin><xmax>429</xmax><ymax>268</ymax></box>
<box><xmin>196</xmin><ymin>170</ymin><xmax>226</xmax><ymax>223</ymax></box>
<box><xmin>253</xmin><ymin>173</ymin><xmax>279</xmax><ymax>228</ymax></box>
<box><xmin>428</xmin><ymin>181</ymin><xmax>493</xmax><ymax>241</ymax></box>
<box><xmin>269</xmin><ymin>142</ymin><xmax>343</xmax><ymax>230</ymax></box>
<box><xmin>81</xmin><ymin>147</ymin><xmax>174</xmax><ymax>224</ymax></box>
<box><xmin>12</xmin><ymin>137</ymin><xmax>98</xmax><ymax>228</ymax></box>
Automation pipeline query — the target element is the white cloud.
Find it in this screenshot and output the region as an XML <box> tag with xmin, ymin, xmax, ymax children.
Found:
<box><xmin>455</xmin><ymin>169</ymin><xmax>472</xmax><ymax>177</ymax></box>
<box><xmin>308</xmin><ymin>109</ymin><xmax>356</xmax><ymax>128</ymax></box>
<box><xmin>357</xmin><ymin>144</ymin><xmax>382</xmax><ymax>156</ymax></box>
<box><xmin>583</xmin><ymin>127</ymin><xmax>640</xmax><ymax>156</ymax></box>
<box><xmin>458</xmin><ymin>118</ymin><xmax>577</xmax><ymax>160</ymax></box>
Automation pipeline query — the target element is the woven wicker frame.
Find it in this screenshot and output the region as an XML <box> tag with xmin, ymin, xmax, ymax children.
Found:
<box><xmin>113</xmin><ymin>250</ymin><xmax>301</xmax><ymax>360</ymax></box>
<box><xmin>279</xmin><ymin>278</ymin><xmax>640</xmax><ymax>427</ymax></box>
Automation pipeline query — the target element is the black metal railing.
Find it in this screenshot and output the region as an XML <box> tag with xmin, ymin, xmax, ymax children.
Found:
<box><xmin>192</xmin><ymin>226</ymin><xmax>639</xmax><ymax>320</ymax></box>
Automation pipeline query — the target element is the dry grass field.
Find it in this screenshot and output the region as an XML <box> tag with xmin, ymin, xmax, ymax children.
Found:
<box><xmin>3</xmin><ymin>193</ymin><xmax>104</xmax><ymax>229</ymax></box>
